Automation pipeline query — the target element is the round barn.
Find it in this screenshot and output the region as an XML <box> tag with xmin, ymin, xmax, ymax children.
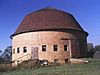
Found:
<box><xmin>11</xmin><ymin>7</ymin><xmax>88</xmax><ymax>66</ymax></box>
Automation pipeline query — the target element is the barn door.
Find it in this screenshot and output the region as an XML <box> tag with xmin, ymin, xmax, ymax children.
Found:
<box><xmin>31</xmin><ymin>47</ymin><xmax>38</xmax><ymax>59</ymax></box>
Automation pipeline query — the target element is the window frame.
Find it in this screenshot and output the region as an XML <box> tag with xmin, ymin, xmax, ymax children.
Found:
<box><xmin>23</xmin><ymin>47</ymin><xmax>27</xmax><ymax>53</ymax></box>
<box><xmin>53</xmin><ymin>45</ymin><xmax>58</xmax><ymax>51</ymax></box>
<box><xmin>65</xmin><ymin>59</ymin><xmax>68</xmax><ymax>63</ymax></box>
<box><xmin>64</xmin><ymin>45</ymin><xmax>68</xmax><ymax>51</ymax></box>
<box><xmin>13</xmin><ymin>49</ymin><xmax>15</xmax><ymax>54</ymax></box>
<box><xmin>17</xmin><ymin>47</ymin><xmax>20</xmax><ymax>53</ymax></box>
<box><xmin>42</xmin><ymin>45</ymin><xmax>47</xmax><ymax>52</ymax></box>
<box><xmin>54</xmin><ymin>59</ymin><xmax>58</xmax><ymax>63</ymax></box>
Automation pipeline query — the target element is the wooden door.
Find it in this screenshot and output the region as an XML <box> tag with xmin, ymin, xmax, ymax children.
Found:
<box><xmin>31</xmin><ymin>47</ymin><xmax>38</xmax><ymax>59</ymax></box>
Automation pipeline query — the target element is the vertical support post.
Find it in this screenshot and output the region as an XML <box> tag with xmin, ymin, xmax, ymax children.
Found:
<box><xmin>68</xmin><ymin>39</ymin><xmax>72</xmax><ymax>62</ymax></box>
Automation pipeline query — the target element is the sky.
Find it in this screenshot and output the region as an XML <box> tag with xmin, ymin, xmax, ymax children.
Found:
<box><xmin>0</xmin><ymin>0</ymin><xmax>100</xmax><ymax>51</ymax></box>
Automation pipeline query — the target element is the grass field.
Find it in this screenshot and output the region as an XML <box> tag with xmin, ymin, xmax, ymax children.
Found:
<box><xmin>1</xmin><ymin>59</ymin><xmax>100</xmax><ymax>75</ymax></box>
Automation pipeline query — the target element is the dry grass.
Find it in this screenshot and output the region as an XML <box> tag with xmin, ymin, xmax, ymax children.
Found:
<box><xmin>1</xmin><ymin>58</ymin><xmax>100</xmax><ymax>75</ymax></box>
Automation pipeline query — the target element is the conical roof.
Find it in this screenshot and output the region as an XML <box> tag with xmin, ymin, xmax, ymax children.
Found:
<box><xmin>11</xmin><ymin>7</ymin><xmax>87</xmax><ymax>37</ymax></box>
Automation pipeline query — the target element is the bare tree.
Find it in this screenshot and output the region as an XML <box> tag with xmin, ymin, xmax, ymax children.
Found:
<box><xmin>94</xmin><ymin>45</ymin><xmax>100</xmax><ymax>51</ymax></box>
<box><xmin>1</xmin><ymin>46</ymin><xmax>12</xmax><ymax>63</ymax></box>
<box><xmin>87</xmin><ymin>43</ymin><xmax>95</xmax><ymax>58</ymax></box>
<box><xmin>93</xmin><ymin>45</ymin><xmax>100</xmax><ymax>59</ymax></box>
<box><xmin>0</xmin><ymin>50</ymin><xmax>2</xmax><ymax>53</ymax></box>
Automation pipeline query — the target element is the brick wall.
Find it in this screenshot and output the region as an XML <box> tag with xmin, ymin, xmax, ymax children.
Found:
<box><xmin>12</xmin><ymin>31</ymin><xmax>87</xmax><ymax>66</ymax></box>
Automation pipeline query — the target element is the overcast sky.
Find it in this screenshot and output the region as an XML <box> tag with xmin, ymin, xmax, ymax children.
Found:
<box><xmin>0</xmin><ymin>0</ymin><xmax>100</xmax><ymax>51</ymax></box>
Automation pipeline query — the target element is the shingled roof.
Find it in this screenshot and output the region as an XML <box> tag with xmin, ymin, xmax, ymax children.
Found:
<box><xmin>11</xmin><ymin>7</ymin><xmax>87</xmax><ymax>37</ymax></box>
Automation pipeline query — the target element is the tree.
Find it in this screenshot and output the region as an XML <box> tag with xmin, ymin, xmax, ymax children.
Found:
<box><xmin>1</xmin><ymin>46</ymin><xmax>12</xmax><ymax>63</ymax></box>
<box><xmin>87</xmin><ymin>43</ymin><xmax>94</xmax><ymax>51</ymax></box>
<box><xmin>87</xmin><ymin>43</ymin><xmax>95</xmax><ymax>58</ymax></box>
<box><xmin>93</xmin><ymin>45</ymin><xmax>100</xmax><ymax>59</ymax></box>
<box><xmin>0</xmin><ymin>50</ymin><xmax>2</xmax><ymax>63</ymax></box>
<box><xmin>94</xmin><ymin>45</ymin><xmax>100</xmax><ymax>51</ymax></box>
<box><xmin>0</xmin><ymin>50</ymin><xmax>2</xmax><ymax>53</ymax></box>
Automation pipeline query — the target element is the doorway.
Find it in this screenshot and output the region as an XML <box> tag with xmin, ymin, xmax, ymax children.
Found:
<box><xmin>31</xmin><ymin>47</ymin><xmax>38</xmax><ymax>59</ymax></box>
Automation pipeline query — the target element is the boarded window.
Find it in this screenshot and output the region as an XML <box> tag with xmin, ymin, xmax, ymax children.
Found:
<box><xmin>53</xmin><ymin>45</ymin><xmax>58</xmax><ymax>51</ymax></box>
<box><xmin>23</xmin><ymin>47</ymin><xmax>27</xmax><ymax>53</ymax></box>
<box><xmin>42</xmin><ymin>45</ymin><xmax>46</xmax><ymax>51</ymax></box>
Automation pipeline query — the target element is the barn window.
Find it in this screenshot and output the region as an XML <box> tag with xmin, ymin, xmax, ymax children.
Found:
<box><xmin>53</xmin><ymin>45</ymin><xmax>58</xmax><ymax>51</ymax></box>
<box><xmin>54</xmin><ymin>59</ymin><xmax>58</xmax><ymax>63</ymax></box>
<box><xmin>17</xmin><ymin>47</ymin><xmax>20</xmax><ymax>53</ymax></box>
<box><xmin>64</xmin><ymin>45</ymin><xmax>68</xmax><ymax>51</ymax></box>
<box><xmin>17</xmin><ymin>60</ymin><xmax>20</xmax><ymax>64</ymax></box>
<box><xmin>42</xmin><ymin>45</ymin><xmax>46</xmax><ymax>51</ymax></box>
<box><xmin>65</xmin><ymin>59</ymin><xmax>68</xmax><ymax>63</ymax></box>
<box><xmin>23</xmin><ymin>47</ymin><xmax>27</xmax><ymax>53</ymax></box>
<box><xmin>13</xmin><ymin>49</ymin><xmax>15</xmax><ymax>54</ymax></box>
